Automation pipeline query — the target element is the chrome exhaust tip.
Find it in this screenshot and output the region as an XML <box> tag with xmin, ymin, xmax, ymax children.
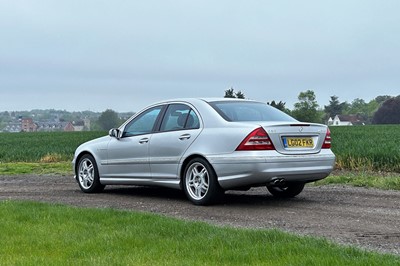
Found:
<box><xmin>270</xmin><ymin>178</ymin><xmax>286</xmax><ymax>186</ymax></box>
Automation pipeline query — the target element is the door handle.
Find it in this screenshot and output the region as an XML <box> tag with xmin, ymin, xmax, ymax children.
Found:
<box><xmin>139</xmin><ymin>138</ymin><xmax>149</xmax><ymax>144</ymax></box>
<box><xmin>179</xmin><ymin>134</ymin><xmax>191</xmax><ymax>140</ymax></box>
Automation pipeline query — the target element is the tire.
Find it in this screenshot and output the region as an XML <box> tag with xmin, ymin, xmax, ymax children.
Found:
<box><xmin>76</xmin><ymin>154</ymin><xmax>105</xmax><ymax>193</ymax></box>
<box><xmin>267</xmin><ymin>183</ymin><xmax>305</xmax><ymax>198</ymax></box>
<box><xmin>183</xmin><ymin>158</ymin><xmax>222</xmax><ymax>205</ymax></box>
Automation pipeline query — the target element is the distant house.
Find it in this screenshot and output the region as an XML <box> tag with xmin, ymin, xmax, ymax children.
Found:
<box><xmin>63</xmin><ymin>122</ymin><xmax>75</xmax><ymax>132</ymax></box>
<box><xmin>37</xmin><ymin>121</ymin><xmax>75</xmax><ymax>132</ymax></box>
<box><xmin>328</xmin><ymin>115</ymin><xmax>364</xmax><ymax>126</ymax></box>
<box><xmin>21</xmin><ymin>118</ymin><xmax>38</xmax><ymax>132</ymax></box>
<box><xmin>2</xmin><ymin>122</ymin><xmax>22</xmax><ymax>133</ymax></box>
<box><xmin>72</xmin><ymin>119</ymin><xmax>90</xmax><ymax>131</ymax></box>
<box><xmin>3</xmin><ymin>117</ymin><xmax>91</xmax><ymax>133</ymax></box>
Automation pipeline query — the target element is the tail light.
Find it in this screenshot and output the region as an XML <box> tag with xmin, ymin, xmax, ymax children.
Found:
<box><xmin>322</xmin><ymin>128</ymin><xmax>331</xmax><ymax>149</ymax></box>
<box><xmin>236</xmin><ymin>127</ymin><xmax>275</xmax><ymax>151</ymax></box>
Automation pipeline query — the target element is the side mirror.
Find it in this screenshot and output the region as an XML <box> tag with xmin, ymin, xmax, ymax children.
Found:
<box><xmin>109</xmin><ymin>128</ymin><xmax>121</xmax><ymax>139</ymax></box>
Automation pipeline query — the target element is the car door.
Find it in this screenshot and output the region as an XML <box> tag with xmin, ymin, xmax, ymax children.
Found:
<box><xmin>149</xmin><ymin>103</ymin><xmax>202</xmax><ymax>179</ymax></box>
<box><xmin>104</xmin><ymin>106</ymin><xmax>164</xmax><ymax>179</ymax></box>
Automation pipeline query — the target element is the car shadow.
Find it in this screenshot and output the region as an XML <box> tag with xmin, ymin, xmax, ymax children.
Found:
<box><xmin>103</xmin><ymin>185</ymin><xmax>188</xmax><ymax>201</ymax></box>
<box><xmin>222</xmin><ymin>191</ymin><xmax>312</xmax><ymax>207</ymax></box>
<box><xmin>101</xmin><ymin>185</ymin><xmax>312</xmax><ymax>207</ymax></box>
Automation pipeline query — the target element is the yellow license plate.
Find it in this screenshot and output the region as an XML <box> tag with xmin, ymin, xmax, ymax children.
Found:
<box><xmin>283</xmin><ymin>137</ymin><xmax>314</xmax><ymax>148</ymax></box>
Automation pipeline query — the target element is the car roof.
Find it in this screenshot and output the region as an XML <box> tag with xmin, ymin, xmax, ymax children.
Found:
<box><xmin>200</xmin><ymin>98</ymin><xmax>260</xmax><ymax>103</ymax></box>
<box><xmin>152</xmin><ymin>98</ymin><xmax>261</xmax><ymax>106</ymax></box>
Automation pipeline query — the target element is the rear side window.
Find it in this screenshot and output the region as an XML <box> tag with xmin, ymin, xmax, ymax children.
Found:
<box><xmin>209</xmin><ymin>101</ymin><xmax>296</xmax><ymax>122</ymax></box>
<box><xmin>160</xmin><ymin>104</ymin><xmax>200</xmax><ymax>132</ymax></box>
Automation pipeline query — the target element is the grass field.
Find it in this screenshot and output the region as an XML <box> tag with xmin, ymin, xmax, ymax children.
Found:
<box><xmin>1</xmin><ymin>125</ymin><xmax>399</xmax><ymax>172</ymax></box>
<box><xmin>0</xmin><ymin>131</ymin><xmax>105</xmax><ymax>163</ymax></box>
<box><xmin>1</xmin><ymin>200</ymin><xmax>398</xmax><ymax>265</ymax></box>
<box><xmin>1</xmin><ymin>128</ymin><xmax>399</xmax><ymax>263</ymax></box>
<box><xmin>330</xmin><ymin>125</ymin><xmax>400</xmax><ymax>172</ymax></box>
<box><xmin>1</xmin><ymin>126</ymin><xmax>399</xmax><ymax>191</ymax></box>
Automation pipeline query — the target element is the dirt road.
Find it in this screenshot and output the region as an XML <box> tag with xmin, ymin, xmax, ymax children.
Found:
<box><xmin>1</xmin><ymin>175</ymin><xmax>399</xmax><ymax>255</ymax></box>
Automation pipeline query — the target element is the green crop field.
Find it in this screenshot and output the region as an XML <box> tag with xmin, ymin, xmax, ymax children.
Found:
<box><xmin>0</xmin><ymin>125</ymin><xmax>399</xmax><ymax>173</ymax></box>
<box><xmin>330</xmin><ymin>125</ymin><xmax>400</xmax><ymax>172</ymax></box>
<box><xmin>0</xmin><ymin>131</ymin><xmax>105</xmax><ymax>163</ymax></box>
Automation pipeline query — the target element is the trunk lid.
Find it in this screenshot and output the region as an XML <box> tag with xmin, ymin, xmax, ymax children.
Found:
<box><xmin>261</xmin><ymin>122</ymin><xmax>329</xmax><ymax>155</ymax></box>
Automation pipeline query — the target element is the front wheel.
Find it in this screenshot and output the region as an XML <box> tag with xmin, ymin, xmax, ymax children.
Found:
<box><xmin>183</xmin><ymin>158</ymin><xmax>222</xmax><ymax>205</ymax></box>
<box><xmin>76</xmin><ymin>154</ymin><xmax>105</xmax><ymax>193</ymax></box>
<box><xmin>267</xmin><ymin>183</ymin><xmax>305</xmax><ymax>198</ymax></box>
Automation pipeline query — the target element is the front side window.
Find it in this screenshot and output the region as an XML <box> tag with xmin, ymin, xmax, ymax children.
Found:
<box><xmin>122</xmin><ymin>106</ymin><xmax>163</xmax><ymax>137</ymax></box>
<box><xmin>160</xmin><ymin>104</ymin><xmax>200</xmax><ymax>132</ymax></box>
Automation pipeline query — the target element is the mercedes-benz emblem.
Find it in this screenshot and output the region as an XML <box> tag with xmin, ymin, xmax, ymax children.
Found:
<box><xmin>299</xmin><ymin>127</ymin><xmax>303</xmax><ymax>132</ymax></box>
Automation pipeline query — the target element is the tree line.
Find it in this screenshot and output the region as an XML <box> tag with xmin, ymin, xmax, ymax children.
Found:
<box><xmin>94</xmin><ymin>88</ymin><xmax>400</xmax><ymax>130</ymax></box>
<box><xmin>224</xmin><ymin>88</ymin><xmax>400</xmax><ymax>124</ymax></box>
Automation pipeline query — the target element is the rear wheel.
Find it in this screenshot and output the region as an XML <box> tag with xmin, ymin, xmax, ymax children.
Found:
<box><xmin>77</xmin><ymin>154</ymin><xmax>105</xmax><ymax>193</ymax></box>
<box><xmin>183</xmin><ymin>158</ymin><xmax>222</xmax><ymax>205</ymax></box>
<box><xmin>267</xmin><ymin>183</ymin><xmax>305</xmax><ymax>198</ymax></box>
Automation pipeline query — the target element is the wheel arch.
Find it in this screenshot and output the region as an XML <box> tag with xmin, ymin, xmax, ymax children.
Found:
<box><xmin>74</xmin><ymin>151</ymin><xmax>96</xmax><ymax>176</ymax></box>
<box><xmin>179</xmin><ymin>154</ymin><xmax>216</xmax><ymax>189</ymax></box>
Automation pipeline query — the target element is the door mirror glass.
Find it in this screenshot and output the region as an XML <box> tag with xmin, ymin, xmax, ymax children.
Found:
<box><xmin>109</xmin><ymin>128</ymin><xmax>120</xmax><ymax>139</ymax></box>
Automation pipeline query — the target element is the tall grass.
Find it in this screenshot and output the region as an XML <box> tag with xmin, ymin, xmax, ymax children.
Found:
<box><xmin>330</xmin><ymin>125</ymin><xmax>400</xmax><ymax>172</ymax></box>
<box><xmin>1</xmin><ymin>201</ymin><xmax>398</xmax><ymax>265</ymax></box>
<box><xmin>0</xmin><ymin>125</ymin><xmax>399</xmax><ymax>172</ymax></box>
<box><xmin>0</xmin><ymin>131</ymin><xmax>105</xmax><ymax>163</ymax></box>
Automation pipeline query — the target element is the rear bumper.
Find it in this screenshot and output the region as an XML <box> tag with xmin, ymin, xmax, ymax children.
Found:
<box><xmin>207</xmin><ymin>151</ymin><xmax>335</xmax><ymax>189</ymax></box>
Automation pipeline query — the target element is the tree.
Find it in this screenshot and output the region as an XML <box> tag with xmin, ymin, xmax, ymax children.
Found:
<box><xmin>224</xmin><ymin>87</ymin><xmax>245</xmax><ymax>99</ymax></box>
<box><xmin>235</xmin><ymin>91</ymin><xmax>245</xmax><ymax>99</ymax></box>
<box><xmin>375</xmin><ymin>95</ymin><xmax>393</xmax><ymax>105</ymax></box>
<box><xmin>97</xmin><ymin>109</ymin><xmax>120</xmax><ymax>130</ymax></box>
<box><xmin>324</xmin><ymin>95</ymin><xmax>347</xmax><ymax>118</ymax></box>
<box><xmin>344</xmin><ymin>98</ymin><xmax>374</xmax><ymax>123</ymax></box>
<box><xmin>291</xmin><ymin>90</ymin><xmax>321</xmax><ymax>123</ymax></box>
<box><xmin>350</xmin><ymin>98</ymin><xmax>368</xmax><ymax>113</ymax></box>
<box><xmin>372</xmin><ymin>96</ymin><xmax>400</xmax><ymax>124</ymax></box>
<box><xmin>267</xmin><ymin>100</ymin><xmax>291</xmax><ymax>115</ymax></box>
<box><xmin>224</xmin><ymin>88</ymin><xmax>235</xmax><ymax>98</ymax></box>
<box><xmin>268</xmin><ymin>100</ymin><xmax>285</xmax><ymax>111</ymax></box>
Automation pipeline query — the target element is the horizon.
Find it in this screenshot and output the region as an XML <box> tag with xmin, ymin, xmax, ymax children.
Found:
<box><xmin>1</xmin><ymin>93</ymin><xmax>397</xmax><ymax>114</ymax></box>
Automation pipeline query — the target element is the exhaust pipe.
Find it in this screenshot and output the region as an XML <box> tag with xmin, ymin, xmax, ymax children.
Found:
<box><xmin>270</xmin><ymin>178</ymin><xmax>286</xmax><ymax>186</ymax></box>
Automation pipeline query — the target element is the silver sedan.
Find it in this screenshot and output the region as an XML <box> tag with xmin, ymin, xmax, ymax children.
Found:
<box><xmin>73</xmin><ymin>98</ymin><xmax>335</xmax><ymax>205</ymax></box>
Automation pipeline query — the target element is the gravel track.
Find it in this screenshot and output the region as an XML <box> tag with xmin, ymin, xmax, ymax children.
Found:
<box><xmin>1</xmin><ymin>175</ymin><xmax>399</xmax><ymax>256</ymax></box>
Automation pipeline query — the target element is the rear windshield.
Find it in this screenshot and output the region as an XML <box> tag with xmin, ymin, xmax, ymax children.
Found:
<box><xmin>209</xmin><ymin>101</ymin><xmax>296</xmax><ymax>122</ymax></box>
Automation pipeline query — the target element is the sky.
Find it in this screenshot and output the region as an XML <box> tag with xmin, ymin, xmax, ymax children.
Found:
<box><xmin>1</xmin><ymin>0</ymin><xmax>399</xmax><ymax>112</ymax></box>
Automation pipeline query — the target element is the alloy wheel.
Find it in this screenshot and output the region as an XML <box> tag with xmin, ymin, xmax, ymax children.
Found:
<box><xmin>185</xmin><ymin>162</ymin><xmax>210</xmax><ymax>200</ymax></box>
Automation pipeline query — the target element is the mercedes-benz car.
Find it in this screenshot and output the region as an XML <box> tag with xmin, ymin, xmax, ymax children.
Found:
<box><xmin>73</xmin><ymin>98</ymin><xmax>335</xmax><ymax>205</ymax></box>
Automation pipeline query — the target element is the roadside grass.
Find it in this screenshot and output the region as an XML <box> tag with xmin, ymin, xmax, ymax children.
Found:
<box><xmin>2</xmin><ymin>163</ymin><xmax>399</xmax><ymax>191</ymax></box>
<box><xmin>315</xmin><ymin>170</ymin><xmax>400</xmax><ymax>190</ymax></box>
<box><xmin>0</xmin><ymin>162</ymin><xmax>71</xmax><ymax>175</ymax></box>
<box><xmin>0</xmin><ymin>201</ymin><xmax>398</xmax><ymax>265</ymax></box>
